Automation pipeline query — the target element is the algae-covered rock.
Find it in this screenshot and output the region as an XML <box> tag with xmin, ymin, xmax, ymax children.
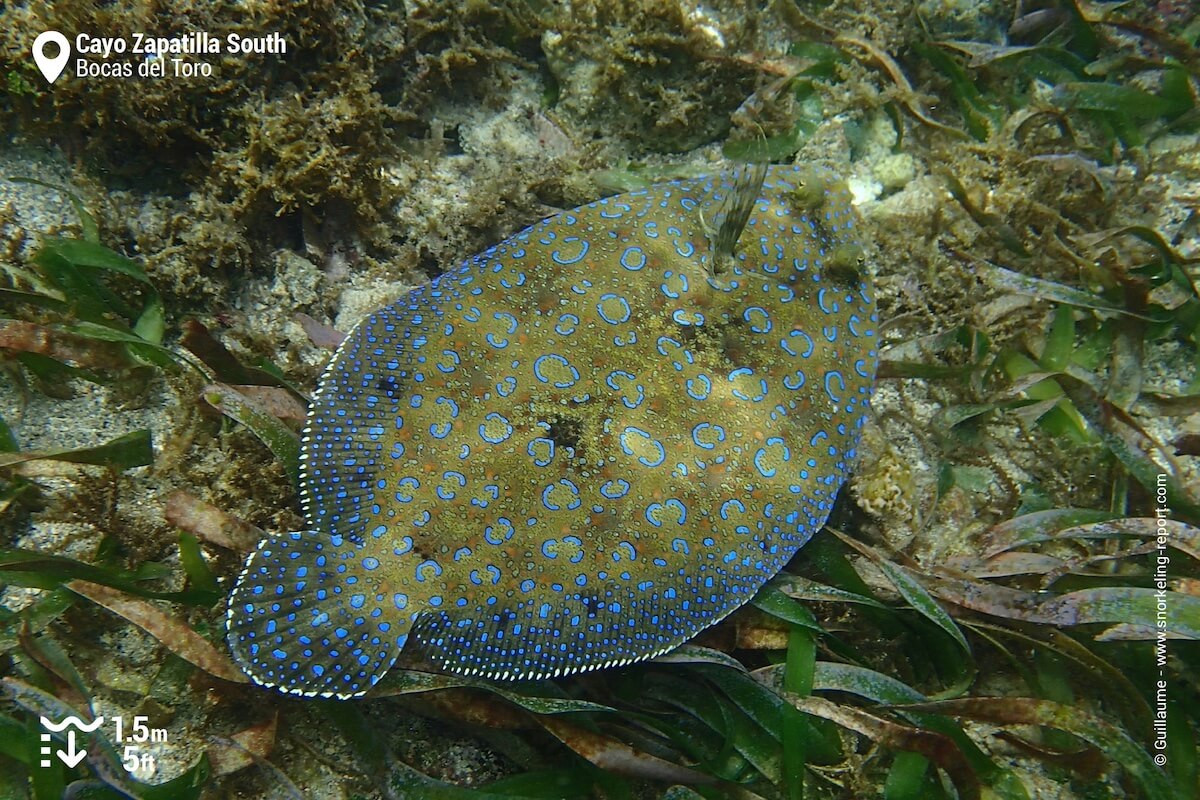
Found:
<box><xmin>541</xmin><ymin>0</ymin><xmax>760</xmax><ymax>152</ymax></box>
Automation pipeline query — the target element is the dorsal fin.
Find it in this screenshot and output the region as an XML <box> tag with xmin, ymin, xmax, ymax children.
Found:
<box><xmin>707</xmin><ymin>158</ymin><xmax>768</xmax><ymax>274</ymax></box>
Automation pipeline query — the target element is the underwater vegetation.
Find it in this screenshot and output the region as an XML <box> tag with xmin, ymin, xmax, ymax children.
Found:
<box><xmin>0</xmin><ymin>0</ymin><xmax>1198</xmax><ymax>799</ymax></box>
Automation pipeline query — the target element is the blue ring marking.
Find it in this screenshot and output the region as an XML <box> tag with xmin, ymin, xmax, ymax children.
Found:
<box><xmin>655</xmin><ymin>335</ymin><xmax>693</xmax><ymax>369</ymax></box>
<box><xmin>753</xmin><ymin>448</ymin><xmax>782</xmax><ymax>479</ymax></box>
<box><xmin>810</xmin><ymin>430</ymin><xmax>829</xmax><ymax>447</ymax></box>
<box><xmin>563</xmin><ymin>535</ymin><xmax>584</xmax><ymax>563</ymax></box>
<box><xmin>393</xmin><ymin>593</ymin><xmax>408</xmax><ymax>610</ymax></box>
<box><xmin>784</xmin><ymin>369</ymin><xmax>807</xmax><ymax>390</ymax></box>
<box><xmin>533</xmin><ymin>353</ymin><xmax>580</xmax><ymax>388</ymax></box>
<box><xmin>496</xmin><ymin>375</ymin><xmax>517</xmax><ymax>397</ymax></box>
<box><xmin>394</xmin><ymin>476</ymin><xmax>420</xmax><ymax>503</ymax></box>
<box><xmin>471</xmin><ymin>483</ymin><xmax>501</xmax><ymax>509</ymax></box>
<box><xmin>824</xmin><ymin>370</ymin><xmax>846</xmax><ymax>403</ymax></box>
<box><xmin>720</xmin><ymin>498</ymin><xmax>746</xmax><ymax>520</ymax></box>
<box><xmin>479</xmin><ymin>412</ymin><xmax>514</xmax><ymax>444</ymax></box>
<box><xmin>671</xmin><ymin>538</ymin><xmax>690</xmax><ymax>555</ymax></box>
<box><xmin>484</xmin><ymin>517</ymin><xmax>515</xmax><ymax>545</ymax></box>
<box><xmin>672</xmin><ymin>309</ymin><xmax>704</xmax><ymax>326</ymax></box>
<box><xmin>555</xmin><ymin>313</ymin><xmax>580</xmax><ymax>336</ymax></box>
<box><xmin>392</xmin><ymin>536</ymin><xmax>414</xmax><ymax>556</ymax></box>
<box><xmin>620</xmin><ymin>246</ymin><xmax>647</xmax><ymax>271</ymax></box>
<box><xmin>614</xmin><ymin>541</ymin><xmax>637</xmax><ymax>561</ymax></box>
<box><xmin>541</xmin><ymin>538</ymin><xmax>559</xmax><ymax>559</ymax></box>
<box><xmin>854</xmin><ymin>359</ymin><xmax>871</xmax><ymax>378</ymax></box>
<box><xmin>430</xmin><ymin>397</ymin><xmax>458</xmax><ymax>439</ymax></box>
<box><xmin>436</xmin><ymin>470</ymin><xmax>466</xmax><ymax>501</ymax></box>
<box><xmin>436</xmin><ymin>349</ymin><xmax>461</xmax><ymax>374</ymax></box>
<box><xmin>848</xmin><ymin>314</ymin><xmax>863</xmax><ymax>338</ymax></box>
<box><xmin>691</xmin><ymin>422</ymin><xmax>726</xmax><ymax>449</ymax></box>
<box><xmin>817</xmin><ymin>287</ymin><xmax>840</xmax><ymax>314</ymax></box>
<box><xmin>674</xmin><ymin>239</ymin><xmax>695</xmax><ymax>258</ymax></box>
<box><xmin>551</xmin><ymin>236</ymin><xmax>589</xmax><ymax>265</ymax></box>
<box><xmin>500</xmin><ymin>270</ymin><xmax>528</xmax><ymax>290</ymax></box>
<box><xmin>768</xmin><ymin>434</ymin><xmax>787</xmax><ymax>460</ymax></box>
<box><xmin>542</xmin><ymin>479</ymin><xmax>582</xmax><ymax>511</ymax></box>
<box><xmin>686</xmin><ymin>373</ymin><xmax>712</xmax><ymax>401</ymax></box>
<box><xmin>527</xmin><ymin>437</ymin><xmax>555</xmax><ymax>467</ymax></box>
<box><xmin>486</xmin><ymin>311</ymin><xmax>519</xmax><ymax>349</ymax></box>
<box><xmin>743</xmin><ymin>306</ymin><xmax>772</xmax><ymax>334</ymax></box>
<box><xmin>605</xmin><ymin>369</ymin><xmax>645</xmax><ymax>409</ymax></box>
<box><xmin>597</xmin><ymin>293</ymin><xmax>632</xmax><ymax>325</ymax></box>
<box><xmin>619</xmin><ymin>426</ymin><xmax>666</xmax><ymax>468</ymax></box>
<box><xmin>680</xmin><ymin>197</ymin><xmax>697</xmax><ymax>211</ymax></box>
<box><xmin>645</xmin><ymin>498</ymin><xmax>687</xmax><ymax>527</ymax></box>
<box><xmin>730</xmin><ymin>367</ymin><xmax>768</xmax><ymax>402</ymax></box>
<box><xmin>822</xmin><ymin>325</ymin><xmax>839</xmax><ymax>343</ymax></box>
<box><xmin>660</xmin><ymin>271</ymin><xmax>689</xmax><ymax>299</ymax></box>
<box><xmin>415</xmin><ymin>560</ymin><xmax>443</xmax><ymax>581</ymax></box>
<box><xmin>782</xmin><ymin>329</ymin><xmax>815</xmax><ymax>358</ymax></box>
<box><xmin>601</xmin><ymin>478</ymin><xmax>630</xmax><ymax>499</ymax></box>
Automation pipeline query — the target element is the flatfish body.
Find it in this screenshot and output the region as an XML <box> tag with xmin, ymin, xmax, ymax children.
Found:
<box><xmin>227</xmin><ymin>164</ymin><xmax>877</xmax><ymax>698</ymax></box>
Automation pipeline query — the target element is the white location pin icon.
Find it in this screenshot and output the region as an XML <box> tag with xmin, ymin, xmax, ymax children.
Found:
<box><xmin>33</xmin><ymin>31</ymin><xmax>70</xmax><ymax>84</ymax></box>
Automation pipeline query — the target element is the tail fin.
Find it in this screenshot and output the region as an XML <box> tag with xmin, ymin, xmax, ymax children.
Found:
<box><xmin>225</xmin><ymin>530</ymin><xmax>406</xmax><ymax>698</ymax></box>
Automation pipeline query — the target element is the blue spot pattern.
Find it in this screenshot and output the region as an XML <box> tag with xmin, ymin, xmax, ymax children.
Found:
<box><xmin>227</xmin><ymin>164</ymin><xmax>877</xmax><ymax>697</ymax></box>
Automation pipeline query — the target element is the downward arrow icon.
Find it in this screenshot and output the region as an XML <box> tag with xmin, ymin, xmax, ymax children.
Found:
<box><xmin>57</xmin><ymin>730</ymin><xmax>86</xmax><ymax>768</ymax></box>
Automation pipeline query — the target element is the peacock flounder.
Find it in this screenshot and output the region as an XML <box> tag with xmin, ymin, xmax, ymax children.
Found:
<box><xmin>227</xmin><ymin>163</ymin><xmax>878</xmax><ymax>698</ymax></box>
